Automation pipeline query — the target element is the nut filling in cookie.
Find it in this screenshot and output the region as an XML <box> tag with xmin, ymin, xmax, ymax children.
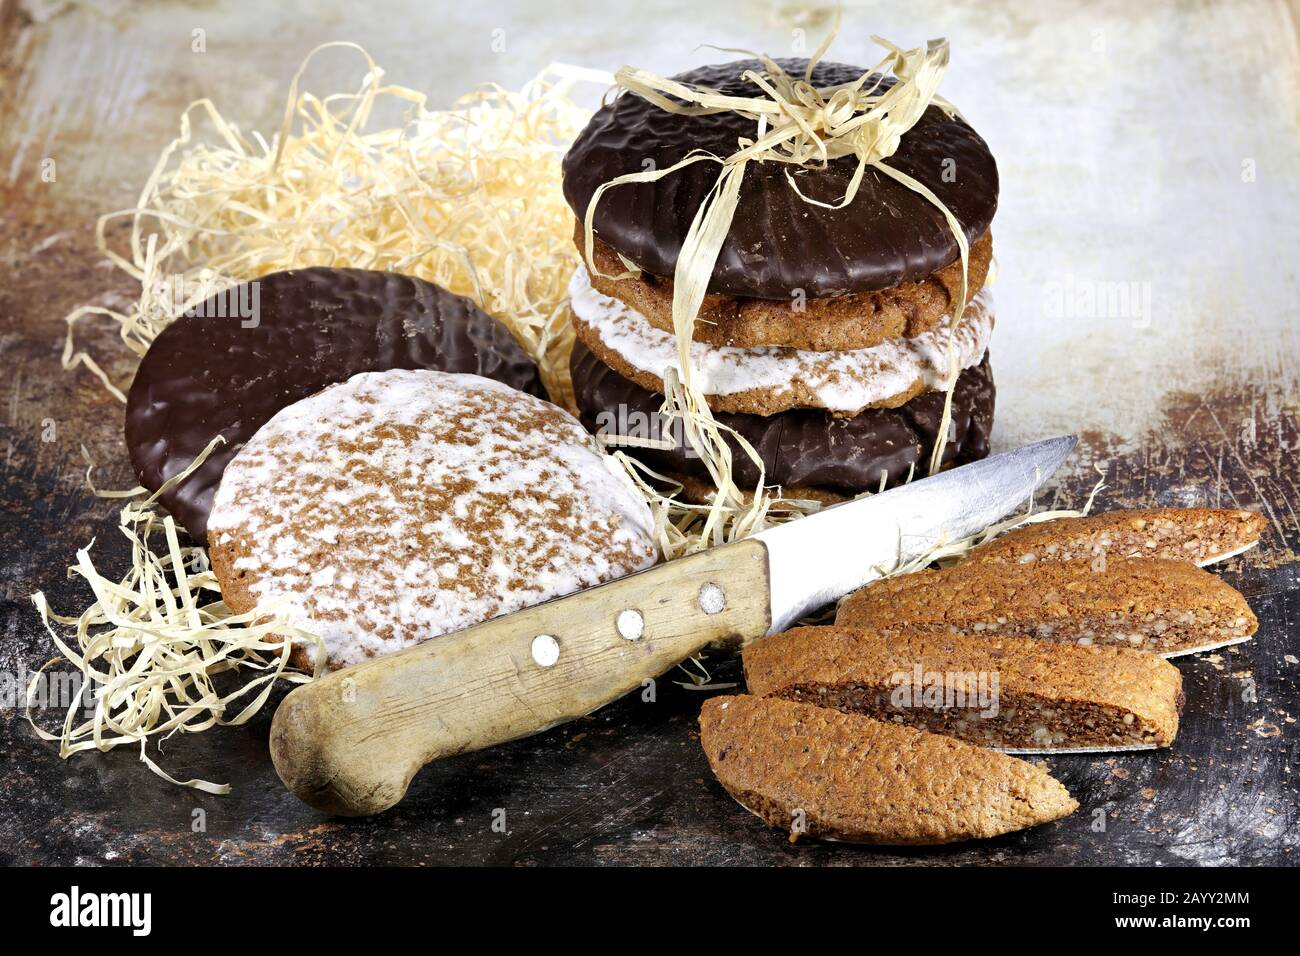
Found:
<box><xmin>744</xmin><ymin>627</ymin><xmax>1184</xmax><ymax>752</ymax></box>
<box><xmin>208</xmin><ymin>369</ymin><xmax>657</xmax><ymax>671</ymax></box>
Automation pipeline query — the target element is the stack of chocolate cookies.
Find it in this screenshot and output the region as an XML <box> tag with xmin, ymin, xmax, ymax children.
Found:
<box><xmin>562</xmin><ymin>58</ymin><xmax>1000</xmax><ymax>502</ymax></box>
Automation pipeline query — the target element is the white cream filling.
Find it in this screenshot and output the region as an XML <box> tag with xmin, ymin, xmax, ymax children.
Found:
<box><xmin>569</xmin><ymin>269</ymin><xmax>994</xmax><ymax>413</ymax></box>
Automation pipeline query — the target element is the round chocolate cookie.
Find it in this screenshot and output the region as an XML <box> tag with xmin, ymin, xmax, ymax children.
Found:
<box><xmin>581</xmin><ymin>224</ymin><xmax>994</xmax><ymax>352</ymax></box>
<box><xmin>126</xmin><ymin>268</ymin><xmax>545</xmax><ymax>543</ymax></box>
<box><xmin>569</xmin><ymin>338</ymin><xmax>994</xmax><ymax>498</ymax></box>
<box><xmin>563</xmin><ymin>59</ymin><xmax>998</xmax><ymax>299</ymax></box>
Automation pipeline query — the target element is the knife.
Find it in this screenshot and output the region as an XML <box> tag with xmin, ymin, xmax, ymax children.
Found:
<box><xmin>269</xmin><ymin>435</ymin><xmax>1077</xmax><ymax>816</ymax></box>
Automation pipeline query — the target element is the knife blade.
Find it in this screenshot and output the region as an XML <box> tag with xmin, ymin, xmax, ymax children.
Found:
<box><xmin>757</xmin><ymin>433</ymin><xmax>1078</xmax><ymax>632</ymax></box>
<box><xmin>270</xmin><ymin>435</ymin><xmax>1076</xmax><ymax>816</ymax></box>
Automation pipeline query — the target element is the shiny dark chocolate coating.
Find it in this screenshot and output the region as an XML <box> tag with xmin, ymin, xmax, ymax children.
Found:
<box><xmin>570</xmin><ymin>339</ymin><xmax>994</xmax><ymax>496</ymax></box>
<box><xmin>126</xmin><ymin>268</ymin><xmax>545</xmax><ymax>543</ymax></box>
<box><xmin>563</xmin><ymin>59</ymin><xmax>998</xmax><ymax>299</ymax></box>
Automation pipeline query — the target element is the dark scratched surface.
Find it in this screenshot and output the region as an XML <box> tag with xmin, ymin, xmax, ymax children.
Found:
<box><xmin>1</xmin><ymin>1</ymin><xmax>1298</xmax><ymax>866</ymax></box>
<box><xmin>2</xmin><ymin>532</ymin><xmax>1297</xmax><ymax>866</ymax></box>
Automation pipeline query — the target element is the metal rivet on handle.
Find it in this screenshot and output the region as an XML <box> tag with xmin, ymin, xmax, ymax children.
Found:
<box><xmin>616</xmin><ymin>609</ymin><xmax>644</xmax><ymax>641</ymax></box>
<box><xmin>531</xmin><ymin>634</ymin><xmax>560</xmax><ymax>667</ymax></box>
<box><xmin>698</xmin><ymin>582</ymin><xmax>726</xmax><ymax>615</ymax></box>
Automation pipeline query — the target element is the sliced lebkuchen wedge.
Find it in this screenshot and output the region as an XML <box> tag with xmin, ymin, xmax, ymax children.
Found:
<box><xmin>743</xmin><ymin>626</ymin><xmax>1183</xmax><ymax>752</ymax></box>
<box><xmin>699</xmin><ymin>695</ymin><xmax>1077</xmax><ymax>845</ymax></box>
<box><xmin>968</xmin><ymin>507</ymin><xmax>1265</xmax><ymax>568</ymax></box>
<box><xmin>835</xmin><ymin>557</ymin><xmax>1256</xmax><ymax>657</ymax></box>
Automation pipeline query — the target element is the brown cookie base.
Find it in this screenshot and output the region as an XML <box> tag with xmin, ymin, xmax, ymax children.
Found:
<box><xmin>699</xmin><ymin>695</ymin><xmax>1076</xmax><ymax>845</ymax></box>
<box><xmin>571</xmin><ymin>305</ymin><xmax>952</xmax><ymax>418</ymax></box>
<box><xmin>208</xmin><ymin>369</ymin><xmax>658</xmax><ymax>673</ymax></box>
<box><xmin>570</xmin><ymin>338</ymin><xmax>995</xmax><ymax>499</ymax></box>
<box><xmin>207</xmin><ymin>551</ymin><xmax>314</xmax><ymax>672</ymax></box>
<box><xmin>579</xmin><ymin>223</ymin><xmax>992</xmax><ymax>351</ymax></box>
<box><xmin>744</xmin><ymin>627</ymin><xmax>1184</xmax><ymax>751</ymax></box>
<box><xmin>835</xmin><ymin>557</ymin><xmax>1258</xmax><ymax>658</ymax></box>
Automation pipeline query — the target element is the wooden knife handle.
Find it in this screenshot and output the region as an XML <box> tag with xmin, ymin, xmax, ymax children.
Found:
<box><xmin>269</xmin><ymin>538</ymin><xmax>770</xmax><ymax>816</ymax></box>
